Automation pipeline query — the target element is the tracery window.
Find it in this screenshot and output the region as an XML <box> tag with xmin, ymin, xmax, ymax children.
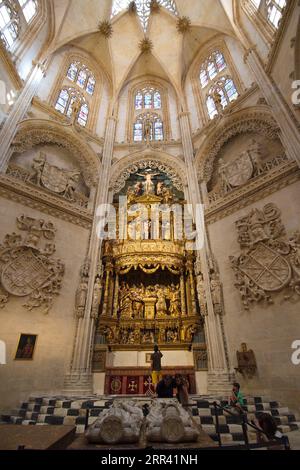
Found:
<box><xmin>66</xmin><ymin>62</ymin><xmax>96</xmax><ymax>96</ymax></box>
<box><xmin>199</xmin><ymin>51</ymin><xmax>227</xmax><ymax>89</ymax></box>
<box><xmin>111</xmin><ymin>0</ymin><xmax>178</xmax><ymax>32</ymax></box>
<box><xmin>206</xmin><ymin>77</ymin><xmax>238</xmax><ymax>120</ymax></box>
<box><xmin>0</xmin><ymin>0</ymin><xmax>38</xmax><ymax>49</ymax></box>
<box><xmin>55</xmin><ymin>88</ymin><xmax>89</xmax><ymax>127</ymax></box>
<box><xmin>248</xmin><ymin>0</ymin><xmax>286</xmax><ymax>29</ymax></box>
<box><xmin>135</xmin><ymin>87</ymin><xmax>161</xmax><ymax>110</ymax></box>
<box><xmin>133</xmin><ymin>112</ymin><xmax>164</xmax><ymax>142</ymax></box>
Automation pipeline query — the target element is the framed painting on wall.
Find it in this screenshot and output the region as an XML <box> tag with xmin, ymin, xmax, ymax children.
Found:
<box><xmin>15</xmin><ymin>334</ymin><xmax>37</xmax><ymax>360</ymax></box>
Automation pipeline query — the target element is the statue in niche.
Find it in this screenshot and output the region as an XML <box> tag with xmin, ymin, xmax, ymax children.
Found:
<box><xmin>169</xmin><ymin>284</ymin><xmax>181</xmax><ymax>317</ymax></box>
<box><xmin>213</xmin><ymin>90</ymin><xmax>223</xmax><ymax>114</ymax></box>
<box><xmin>119</xmin><ymin>282</ymin><xmax>133</xmax><ymax>318</ymax></box>
<box><xmin>210</xmin><ymin>272</ymin><xmax>223</xmax><ymax>315</ymax></box>
<box><xmin>91</xmin><ymin>277</ymin><xmax>102</xmax><ymax>319</ymax></box>
<box><xmin>75</xmin><ymin>279</ymin><xmax>88</xmax><ymax>318</ymax></box>
<box><xmin>64</xmin><ymin>172</ymin><xmax>80</xmax><ymax>200</ymax></box>
<box><xmin>144</xmin><ymin>119</ymin><xmax>152</xmax><ymax>144</ymax></box>
<box><xmin>155</xmin><ymin>287</ymin><xmax>167</xmax><ymax>318</ymax></box>
<box><xmin>235</xmin><ymin>343</ymin><xmax>257</xmax><ymax>378</ymax></box>
<box><xmin>136</xmin><ymin>171</ymin><xmax>159</xmax><ymax>195</ymax></box>
<box><xmin>185</xmin><ymin>325</ymin><xmax>197</xmax><ymax>343</ymax></box>
<box><xmin>131</xmin><ymin>285</ymin><xmax>144</xmax><ymax>318</ymax></box>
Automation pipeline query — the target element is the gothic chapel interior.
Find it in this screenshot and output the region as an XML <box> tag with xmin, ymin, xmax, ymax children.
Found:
<box><xmin>0</xmin><ymin>0</ymin><xmax>300</xmax><ymax>423</ymax></box>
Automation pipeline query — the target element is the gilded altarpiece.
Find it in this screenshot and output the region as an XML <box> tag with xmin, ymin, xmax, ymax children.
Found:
<box><xmin>92</xmin><ymin>166</ymin><xmax>205</xmax><ymax>388</ymax></box>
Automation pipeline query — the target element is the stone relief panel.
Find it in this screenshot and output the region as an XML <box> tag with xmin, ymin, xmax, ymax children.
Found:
<box><xmin>8</xmin><ymin>145</ymin><xmax>90</xmax><ymax>209</ymax></box>
<box><xmin>207</xmin><ymin>133</ymin><xmax>287</xmax><ymax>204</ymax></box>
<box><xmin>230</xmin><ymin>203</ymin><xmax>300</xmax><ymax>309</ymax></box>
<box><xmin>0</xmin><ymin>215</ymin><xmax>65</xmax><ymax>314</ymax></box>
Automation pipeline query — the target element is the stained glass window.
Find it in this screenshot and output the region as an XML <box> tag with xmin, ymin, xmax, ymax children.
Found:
<box><xmin>207</xmin><ymin>77</ymin><xmax>238</xmax><ymax>120</ymax></box>
<box><xmin>67</xmin><ymin>63</ymin><xmax>78</xmax><ymax>82</ymax></box>
<box><xmin>66</xmin><ymin>62</ymin><xmax>96</xmax><ymax>96</ymax></box>
<box><xmin>135</xmin><ymin>91</ymin><xmax>143</xmax><ymax>110</ymax></box>
<box><xmin>78</xmin><ymin>103</ymin><xmax>89</xmax><ymax>127</ymax></box>
<box><xmin>18</xmin><ymin>0</ymin><xmax>37</xmax><ymax>23</ymax></box>
<box><xmin>133</xmin><ymin>112</ymin><xmax>164</xmax><ymax>142</ymax></box>
<box><xmin>55</xmin><ymin>88</ymin><xmax>88</xmax><ymax>127</ymax></box>
<box><xmin>144</xmin><ymin>92</ymin><xmax>152</xmax><ymax>109</ymax></box>
<box><xmin>135</xmin><ymin>87</ymin><xmax>161</xmax><ymax>110</ymax></box>
<box><xmin>111</xmin><ymin>0</ymin><xmax>178</xmax><ymax>32</ymax></box>
<box><xmin>0</xmin><ymin>1</ymin><xmax>19</xmax><ymax>48</ymax></box>
<box><xmin>199</xmin><ymin>51</ymin><xmax>227</xmax><ymax>89</ymax></box>
<box><xmin>250</xmin><ymin>0</ymin><xmax>286</xmax><ymax>29</ymax></box>
<box><xmin>77</xmin><ymin>69</ymin><xmax>87</xmax><ymax>88</ymax></box>
<box><xmin>154</xmin><ymin>119</ymin><xmax>163</xmax><ymax>141</ymax></box>
<box><xmin>154</xmin><ymin>91</ymin><xmax>161</xmax><ymax>109</ymax></box>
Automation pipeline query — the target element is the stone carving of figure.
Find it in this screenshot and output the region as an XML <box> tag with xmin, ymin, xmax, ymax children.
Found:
<box><xmin>156</xmin><ymin>181</ymin><xmax>164</xmax><ymax>196</ymax></box>
<box><xmin>248</xmin><ymin>209</ymin><xmax>269</xmax><ymax>244</ymax></box>
<box><xmin>196</xmin><ymin>273</ymin><xmax>207</xmax><ymax>316</ymax></box>
<box><xmin>91</xmin><ymin>277</ymin><xmax>102</xmax><ymax>319</ymax></box>
<box><xmin>213</xmin><ymin>90</ymin><xmax>223</xmax><ymax>114</ymax></box>
<box><xmin>136</xmin><ymin>172</ymin><xmax>159</xmax><ymax>195</ymax></box>
<box><xmin>248</xmin><ymin>139</ymin><xmax>264</xmax><ymax>175</ymax></box>
<box><xmin>119</xmin><ymin>282</ymin><xmax>133</xmax><ymax>318</ymax></box>
<box><xmin>156</xmin><ymin>287</ymin><xmax>167</xmax><ymax>318</ymax></box>
<box><xmin>169</xmin><ymin>285</ymin><xmax>181</xmax><ymax>317</ymax></box>
<box><xmin>64</xmin><ymin>172</ymin><xmax>80</xmax><ymax>200</ymax></box>
<box><xmin>29</xmin><ymin>152</ymin><xmax>46</xmax><ymax>186</ymax></box>
<box><xmin>131</xmin><ymin>286</ymin><xmax>144</xmax><ymax>319</ymax></box>
<box><xmin>218</xmin><ymin>158</ymin><xmax>232</xmax><ymax>193</ymax></box>
<box><xmin>75</xmin><ymin>279</ymin><xmax>88</xmax><ymax>318</ymax></box>
<box><xmin>71</xmin><ymin>96</ymin><xmax>82</xmax><ymax>124</ymax></box>
<box><xmin>144</xmin><ymin>119</ymin><xmax>152</xmax><ymax>143</ymax></box>
<box><xmin>161</xmin><ymin>186</ymin><xmax>173</xmax><ymax>204</ymax></box>
<box><xmin>210</xmin><ymin>273</ymin><xmax>223</xmax><ymax>315</ymax></box>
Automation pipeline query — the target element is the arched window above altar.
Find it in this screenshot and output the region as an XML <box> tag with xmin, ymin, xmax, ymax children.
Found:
<box><xmin>55</xmin><ymin>88</ymin><xmax>89</xmax><ymax>127</ymax></box>
<box><xmin>133</xmin><ymin>112</ymin><xmax>164</xmax><ymax>142</ymax></box>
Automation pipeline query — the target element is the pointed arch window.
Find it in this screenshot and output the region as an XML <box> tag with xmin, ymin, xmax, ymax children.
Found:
<box><xmin>133</xmin><ymin>112</ymin><xmax>164</xmax><ymax>142</ymax></box>
<box><xmin>0</xmin><ymin>1</ymin><xmax>19</xmax><ymax>48</ymax></box>
<box><xmin>66</xmin><ymin>61</ymin><xmax>96</xmax><ymax>96</ymax></box>
<box><xmin>199</xmin><ymin>51</ymin><xmax>227</xmax><ymax>89</ymax></box>
<box><xmin>134</xmin><ymin>87</ymin><xmax>161</xmax><ymax>111</ymax></box>
<box><xmin>206</xmin><ymin>76</ymin><xmax>238</xmax><ymax>120</ymax></box>
<box><xmin>18</xmin><ymin>0</ymin><xmax>37</xmax><ymax>23</ymax></box>
<box><xmin>248</xmin><ymin>0</ymin><xmax>286</xmax><ymax>29</ymax></box>
<box><xmin>55</xmin><ymin>88</ymin><xmax>89</xmax><ymax>127</ymax></box>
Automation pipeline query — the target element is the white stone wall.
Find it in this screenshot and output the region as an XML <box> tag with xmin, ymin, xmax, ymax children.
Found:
<box><xmin>0</xmin><ymin>198</ymin><xmax>90</xmax><ymax>408</ymax></box>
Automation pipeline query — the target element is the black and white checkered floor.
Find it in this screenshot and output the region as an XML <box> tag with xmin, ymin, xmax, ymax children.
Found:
<box><xmin>1</xmin><ymin>395</ymin><xmax>299</xmax><ymax>445</ymax></box>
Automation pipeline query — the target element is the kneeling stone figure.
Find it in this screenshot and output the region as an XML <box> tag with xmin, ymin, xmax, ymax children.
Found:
<box><xmin>146</xmin><ymin>399</ymin><xmax>200</xmax><ymax>443</ymax></box>
<box><xmin>85</xmin><ymin>400</ymin><xmax>144</xmax><ymax>444</ymax></box>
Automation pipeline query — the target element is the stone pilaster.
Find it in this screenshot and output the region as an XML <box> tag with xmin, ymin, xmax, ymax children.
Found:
<box><xmin>244</xmin><ymin>47</ymin><xmax>300</xmax><ymax>165</ymax></box>
<box><xmin>0</xmin><ymin>62</ymin><xmax>46</xmax><ymax>172</ymax></box>
<box><xmin>178</xmin><ymin>111</ymin><xmax>232</xmax><ymax>394</ymax></box>
<box><xmin>64</xmin><ymin>116</ymin><xmax>117</xmax><ymax>394</ymax></box>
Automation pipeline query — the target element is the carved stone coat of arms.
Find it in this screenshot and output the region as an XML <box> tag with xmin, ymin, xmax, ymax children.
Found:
<box><xmin>0</xmin><ymin>215</ymin><xmax>65</xmax><ymax>313</ymax></box>
<box><xmin>230</xmin><ymin>203</ymin><xmax>300</xmax><ymax>309</ymax></box>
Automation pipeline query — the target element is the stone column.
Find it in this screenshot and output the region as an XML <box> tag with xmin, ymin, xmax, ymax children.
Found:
<box><xmin>64</xmin><ymin>116</ymin><xmax>117</xmax><ymax>394</ymax></box>
<box><xmin>0</xmin><ymin>62</ymin><xmax>46</xmax><ymax>172</ymax></box>
<box><xmin>244</xmin><ymin>46</ymin><xmax>300</xmax><ymax>165</ymax></box>
<box><xmin>178</xmin><ymin>111</ymin><xmax>232</xmax><ymax>393</ymax></box>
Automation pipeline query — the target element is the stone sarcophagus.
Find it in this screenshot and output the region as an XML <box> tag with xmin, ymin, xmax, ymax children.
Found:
<box><xmin>145</xmin><ymin>399</ymin><xmax>200</xmax><ymax>443</ymax></box>
<box><xmin>85</xmin><ymin>400</ymin><xmax>144</xmax><ymax>444</ymax></box>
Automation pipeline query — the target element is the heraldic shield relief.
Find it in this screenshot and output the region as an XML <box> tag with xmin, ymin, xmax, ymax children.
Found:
<box><xmin>0</xmin><ymin>215</ymin><xmax>65</xmax><ymax>313</ymax></box>
<box><xmin>230</xmin><ymin>203</ymin><xmax>300</xmax><ymax>309</ymax></box>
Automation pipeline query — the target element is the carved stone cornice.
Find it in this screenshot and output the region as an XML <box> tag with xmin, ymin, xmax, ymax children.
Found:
<box><xmin>196</xmin><ymin>109</ymin><xmax>280</xmax><ymax>183</ymax></box>
<box><xmin>0</xmin><ymin>174</ymin><xmax>93</xmax><ymax>228</ymax></box>
<box><xmin>12</xmin><ymin>119</ymin><xmax>100</xmax><ymax>188</ymax></box>
<box><xmin>205</xmin><ymin>161</ymin><xmax>300</xmax><ymax>224</ymax></box>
